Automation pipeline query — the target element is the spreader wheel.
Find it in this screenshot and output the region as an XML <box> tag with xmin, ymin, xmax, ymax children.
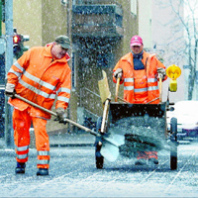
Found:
<box><xmin>170</xmin><ymin>117</ymin><xmax>178</xmax><ymax>170</ymax></box>
<box><xmin>96</xmin><ymin>151</ymin><xmax>104</xmax><ymax>169</ymax></box>
<box><xmin>95</xmin><ymin>117</ymin><xmax>104</xmax><ymax>169</ymax></box>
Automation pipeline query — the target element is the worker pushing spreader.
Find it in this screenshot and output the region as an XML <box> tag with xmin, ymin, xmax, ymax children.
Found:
<box><xmin>95</xmin><ymin>64</ymin><xmax>181</xmax><ymax>170</ymax></box>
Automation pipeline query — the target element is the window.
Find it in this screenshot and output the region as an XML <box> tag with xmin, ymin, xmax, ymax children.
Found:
<box><xmin>96</xmin><ymin>52</ymin><xmax>114</xmax><ymax>68</ymax></box>
<box><xmin>130</xmin><ymin>0</ymin><xmax>137</xmax><ymax>16</ymax></box>
<box><xmin>0</xmin><ymin>54</ymin><xmax>5</xmax><ymax>84</ymax></box>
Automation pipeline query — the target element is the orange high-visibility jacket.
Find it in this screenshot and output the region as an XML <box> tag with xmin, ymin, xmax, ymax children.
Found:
<box><xmin>7</xmin><ymin>45</ymin><xmax>71</xmax><ymax>119</ymax></box>
<box><xmin>113</xmin><ymin>51</ymin><xmax>167</xmax><ymax>104</ymax></box>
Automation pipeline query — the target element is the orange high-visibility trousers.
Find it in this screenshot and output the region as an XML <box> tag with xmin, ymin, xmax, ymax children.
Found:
<box><xmin>13</xmin><ymin>108</ymin><xmax>50</xmax><ymax>169</ymax></box>
<box><xmin>137</xmin><ymin>151</ymin><xmax>158</xmax><ymax>160</ymax></box>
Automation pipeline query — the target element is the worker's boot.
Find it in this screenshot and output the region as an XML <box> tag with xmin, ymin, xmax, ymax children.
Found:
<box><xmin>148</xmin><ymin>158</ymin><xmax>159</xmax><ymax>165</ymax></box>
<box><xmin>15</xmin><ymin>162</ymin><xmax>26</xmax><ymax>174</ymax></box>
<box><xmin>135</xmin><ymin>159</ymin><xmax>147</xmax><ymax>165</ymax></box>
<box><xmin>36</xmin><ymin>168</ymin><xmax>49</xmax><ymax>176</ymax></box>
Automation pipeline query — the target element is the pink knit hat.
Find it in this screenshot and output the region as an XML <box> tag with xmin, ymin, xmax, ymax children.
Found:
<box><xmin>130</xmin><ymin>35</ymin><xmax>143</xmax><ymax>47</ymax></box>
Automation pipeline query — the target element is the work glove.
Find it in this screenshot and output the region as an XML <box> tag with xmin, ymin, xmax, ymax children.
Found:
<box><xmin>5</xmin><ymin>83</ymin><xmax>16</xmax><ymax>98</ymax></box>
<box><xmin>55</xmin><ymin>108</ymin><xmax>67</xmax><ymax>124</ymax></box>
<box><xmin>113</xmin><ymin>68</ymin><xmax>123</xmax><ymax>80</ymax></box>
<box><xmin>157</xmin><ymin>68</ymin><xmax>166</xmax><ymax>80</ymax></box>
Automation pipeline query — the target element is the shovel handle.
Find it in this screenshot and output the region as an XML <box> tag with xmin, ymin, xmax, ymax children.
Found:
<box><xmin>159</xmin><ymin>75</ymin><xmax>163</xmax><ymax>102</ymax></box>
<box><xmin>115</xmin><ymin>77</ymin><xmax>120</xmax><ymax>102</ymax></box>
<box><xmin>15</xmin><ymin>94</ymin><xmax>57</xmax><ymax>116</ymax></box>
<box><xmin>117</xmin><ymin>96</ymin><xmax>130</xmax><ymax>104</ymax></box>
<box><xmin>14</xmin><ymin>94</ymin><xmax>97</xmax><ymax>135</ymax></box>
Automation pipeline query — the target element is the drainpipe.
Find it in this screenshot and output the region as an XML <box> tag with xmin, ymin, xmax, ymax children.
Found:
<box><xmin>67</xmin><ymin>0</ymin><xmax>71</xmax><ymax>132</ymax></box>
<box><xmin>4</xmin><ymin>0</ymin><xmax>14</xmax><ymax>148</ymax></box>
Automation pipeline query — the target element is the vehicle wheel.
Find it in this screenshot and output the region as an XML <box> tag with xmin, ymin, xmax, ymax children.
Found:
<box><xmin>170</xmin><ymin>117</ymin><xmax>177</xmax><ymax>170</ymax></box>
<box><xmin>95</xmin><ymin>117</ymin><xmax>104</xmax><ymax>169</ymax></box>
<box><xmin>96</xmin><ymin>146</ymin><xmax>104</xmax><ymax>169</ymax></box>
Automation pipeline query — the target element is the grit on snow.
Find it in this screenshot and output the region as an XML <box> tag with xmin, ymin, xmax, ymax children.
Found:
<box><xmin>0</xmin><ymin>142</ymin><xmax>198</xmax><ymax>197</ymax></box>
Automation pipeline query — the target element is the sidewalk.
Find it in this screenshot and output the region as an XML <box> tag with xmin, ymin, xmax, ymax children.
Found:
<box><xmin>0</xmin><ymin>130</ymin><xmax>96</xmax><ymax>149</ymax></box>
<box><xmin>0</xmin><ymin>138</ymin><xmax>5</xmax><ymax>149</ymax></box>
<box><xmin>49</xmin><ymin>132</ymin><xmax>95</xmax><ymax>147</ymax></box>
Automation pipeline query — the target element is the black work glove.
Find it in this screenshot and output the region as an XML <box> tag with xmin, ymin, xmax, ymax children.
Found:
<box><xmin>55</xmin><ymin>108</ymin><xmax>67</xmax><ymax>124</ymax></box>
<box><xmin>5</xmin><ymin>83</ymin><xmax>16</xmax><ymax>98</ymax></box>
<box><xmin>113</xmin><ymin>68</ymin><xmax>123</xmax><ymax>79</ymax></box>
<box><xmin>157</xmin><ymin>68</ymin><xmax>166</xmax><ymax>80</ymax></box>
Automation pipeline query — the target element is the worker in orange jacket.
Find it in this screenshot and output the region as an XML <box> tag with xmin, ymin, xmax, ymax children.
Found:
<box><xmin>113</xmin><ymin>35</ymin><xmax>167</xmax><ymax>165</ymax></box>
<box><xmin>5</xmin><ymin>35</ymin><xmax>71</xmax><ymax>176</ymax></box>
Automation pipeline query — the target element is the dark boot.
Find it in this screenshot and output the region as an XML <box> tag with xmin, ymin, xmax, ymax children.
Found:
<box><xmin>135</xmin><ymin>159</ymin><xmax>147</xmax><ymax>165</ymax></box>
<box><xmin>15</xmin><ymin>162</ymin><xmax>26</xmax><ymax>174</ymax></box>
<box><xmin>36</xmin><ymin>168</ymin><xmax>49</xmax><ymax>176</ymax></box>
<box><xmin>148</xmin><ymin>158</ymin><xmax>159</xmax><ymax>165</ymax></box>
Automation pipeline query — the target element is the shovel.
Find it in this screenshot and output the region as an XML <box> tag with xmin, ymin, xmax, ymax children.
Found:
<box><xmin>14</xmin><ymin>94</ymin><xmax>124</xmax><ymax>161</ymax></box>
<box><xmin>98</xmin><ymin>71</ymin><xmax>125</xmax><ymax>161</ymax></box>
<box><xmin>159</xmin><ymin>74</ymin><xmax>163</xmax><ymax>103</ymax></box>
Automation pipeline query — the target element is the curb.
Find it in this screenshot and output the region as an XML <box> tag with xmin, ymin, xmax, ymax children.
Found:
<box><xmin>50</xmin><ymin>143</ymin><xmax>94</xmax><ymax>147</ymax></box>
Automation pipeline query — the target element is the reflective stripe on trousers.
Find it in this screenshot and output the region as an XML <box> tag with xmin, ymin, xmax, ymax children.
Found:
<box><xmin>37</xmin><ymin>151</ymin><xmax>50</xmax><ymax>169</ymax></box>
<box><xmin>15</xmin><ymin>145</ymin><xmax>29</xmax><ymax>162</ymax></box>
<box><xmin>137</xmin><ymin>151</ymin><xmax>158</xmax><ymax>159</ymax></box>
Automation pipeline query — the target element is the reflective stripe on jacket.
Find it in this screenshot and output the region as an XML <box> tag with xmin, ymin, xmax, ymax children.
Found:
<box><xmin>113</xmin><ymin>51</ymin><xmax>167</xmax><ymax>104</ymax></box>
<box><xmin>7</xmin><ymin>45</ymin><xmax>71</xmax><ymax>119</ymax></box>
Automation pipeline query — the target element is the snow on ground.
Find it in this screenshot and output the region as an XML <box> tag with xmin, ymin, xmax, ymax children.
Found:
<box><xmin>0</xmin><ymin>143</ymin><xmax>198</xmax><ymax>197</ymax></box>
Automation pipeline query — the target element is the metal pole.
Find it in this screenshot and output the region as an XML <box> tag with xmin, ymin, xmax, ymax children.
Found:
<box><xmin>66</xmin><ymin>0</ymin><xmax>71</xmax><ymax>133</ymax></box>
<box><xmin>4</xmin><ymin>0</ymin><xmax>13</xmax><ymax>148</ymax></box>
<box><xmin>0</xmin><ymin>1</ymin><xmax>2</xmax><ymax>37</ymax></box>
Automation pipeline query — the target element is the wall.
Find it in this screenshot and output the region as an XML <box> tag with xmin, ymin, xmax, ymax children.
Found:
<box><xmin>119</xmin><ymin>0</ymin><xmax>138</xmax><ymax>56</ymax></box>
<box><xmin>138</xmin><ymin>0</ymin><xmax>152</xmax><ymax>49</ymax></box>
<box><xmin>42</xmin><ymin>0</ymin><xmax>67</xmax><ymax>45</ymax></box>
<box><xmin>13</xmin><ymin>0</ymin><xmax>68</xmax><ymax>47</ymax></box>
<box><xmin>13</xmin><ymin>0</ymin><xmax>42</xmax><ymax>47</ymax></box>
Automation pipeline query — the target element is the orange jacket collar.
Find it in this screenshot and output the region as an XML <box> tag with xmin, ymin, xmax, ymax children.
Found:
<box><xmin>44</xmin><ymin>45</ymin><xmax>68</xmax><ymax>63</ymax></box>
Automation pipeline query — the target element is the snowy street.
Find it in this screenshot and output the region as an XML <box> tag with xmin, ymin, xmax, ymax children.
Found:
<box><xmin>0</xmin><ymin>143</ymin><xmax>198</xmax><ymax>197</ymax></box>
<box><xmin>1</xmin><ymin>1</ymin><xmax>198</xmax><ymax>197</ymax></box>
